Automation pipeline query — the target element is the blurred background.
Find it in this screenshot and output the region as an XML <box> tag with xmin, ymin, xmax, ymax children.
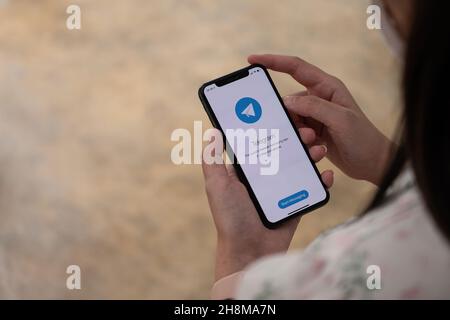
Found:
<box><xmin>0</xmin><ymin>0</ymin><xmax>400</xmax><ymax>298</ymax></box>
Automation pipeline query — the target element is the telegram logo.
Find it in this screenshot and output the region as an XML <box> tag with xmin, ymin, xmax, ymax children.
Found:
<box><xmin>235</xmin><ymin>97</ymin><xmax>262</xmax><ymax>124</ymax></box>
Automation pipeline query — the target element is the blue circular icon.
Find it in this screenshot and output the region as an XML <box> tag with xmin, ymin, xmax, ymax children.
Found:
<box><xmin>235</xmin><ymin>97</ymin><xmax>262</xmax><ymax>124</ymax></box>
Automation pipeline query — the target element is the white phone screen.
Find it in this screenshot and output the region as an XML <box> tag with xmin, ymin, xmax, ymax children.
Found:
<box><xmin>203</xmin><ymin>66</ymin><xmax>327</xmax><ymax>224</ymax></box>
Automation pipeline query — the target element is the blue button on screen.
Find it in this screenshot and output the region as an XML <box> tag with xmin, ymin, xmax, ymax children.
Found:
<box><xmin>278</xmin><ymin>190</ymin><xmax>309</xmax><ymax>209</ymax></box>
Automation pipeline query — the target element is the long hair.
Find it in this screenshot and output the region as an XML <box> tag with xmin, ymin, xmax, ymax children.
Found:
<box><xmin>366</xmin><ymin>0</ymin><xmax>450</xmax><ymax>241</ymax></box>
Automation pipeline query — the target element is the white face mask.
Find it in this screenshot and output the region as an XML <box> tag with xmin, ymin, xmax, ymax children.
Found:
<box><xmin>373</xmin><ymin>0</ymin><xmax>405</xmax><ymax>59</ymax></box>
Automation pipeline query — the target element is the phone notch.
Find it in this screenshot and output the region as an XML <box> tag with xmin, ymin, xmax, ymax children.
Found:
<box><xmin>215</xmin><ymin>68</ymin><xmax>249</xmax><ymax>87</ymax></box>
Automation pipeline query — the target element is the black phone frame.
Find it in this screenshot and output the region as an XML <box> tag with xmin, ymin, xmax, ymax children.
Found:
<box><xmin>198</xmin><ymin>64</ymin><xmax>330</xmax><ymax>229</ymax></box>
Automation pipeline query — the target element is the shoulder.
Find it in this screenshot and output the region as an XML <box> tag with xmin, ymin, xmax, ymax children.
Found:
<box><xmin>236</xmin><ymin>171</ymin><xmax>450</xmax><ymax>299</ymax></box>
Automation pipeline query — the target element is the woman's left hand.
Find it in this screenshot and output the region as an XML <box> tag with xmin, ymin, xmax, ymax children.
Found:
<box><xmin>202</xmin><ymin>129</ymin><xmax>333</xmax><ymax>281</ymax></box>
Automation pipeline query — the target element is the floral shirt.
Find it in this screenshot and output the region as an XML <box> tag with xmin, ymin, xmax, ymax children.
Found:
<box><xmin>236</xmin><ymin>170</ymin><xmax>450</xmax><ymax>299</ymax></box>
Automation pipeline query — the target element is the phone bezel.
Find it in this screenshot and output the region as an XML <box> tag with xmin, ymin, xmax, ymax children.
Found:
<box><xmin>198</xmin><ymin>64</ymin><xmax>330</xmax><ymax>229</ymax></box>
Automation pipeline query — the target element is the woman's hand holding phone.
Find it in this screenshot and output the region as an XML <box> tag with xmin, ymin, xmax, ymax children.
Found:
<box><xmin>203</xmin><ymin>54</ymin><xmax>394</xmax><ymax>281</ymax></box>
<box><xmin>248</xmin><ymin>54</ymin><xmax>394</xmax><ymax>186</ymax></box>
<box><xmin>203</xmin><ymin>128</ymin><xmax>332</xmax><ymax>281</ymax></box>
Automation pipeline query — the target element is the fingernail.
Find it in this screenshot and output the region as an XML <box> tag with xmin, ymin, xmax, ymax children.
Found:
<box><xmin>321</xmin><ymin>145</ymin><xmax>328</xmax><ymax>153</ymax></box>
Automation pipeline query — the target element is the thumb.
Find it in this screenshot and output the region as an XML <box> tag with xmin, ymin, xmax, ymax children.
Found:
<box><xmin>201</xmin><ymin>133</ymin><xmax>229</xmax><ymax>183</ymax></box>
<box><xmin>283</xmin><ymin>95</ymin><xmax>345</xmax><ymax>128</ymax></box>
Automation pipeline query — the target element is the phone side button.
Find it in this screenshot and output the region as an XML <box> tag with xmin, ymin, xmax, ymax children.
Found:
<box><xmin>278</xmin><ymin>190</ymin><xmax>309</xmax><ymax>209</ymax></box>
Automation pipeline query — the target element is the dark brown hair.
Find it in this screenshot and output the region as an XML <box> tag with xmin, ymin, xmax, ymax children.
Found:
<box><xmin>367</xmin><ymin>1</ymin><xmax>450</xmax><ymax>241</ymax></box>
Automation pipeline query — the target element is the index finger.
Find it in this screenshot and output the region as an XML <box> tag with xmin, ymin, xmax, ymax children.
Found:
<box><xmin>248</xmin><ymin>54</ymin><xmax>338</xmax><ymax>99</ymax></box>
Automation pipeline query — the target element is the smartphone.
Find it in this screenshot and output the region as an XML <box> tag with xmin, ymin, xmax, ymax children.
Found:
<box><xmin>198</xmin><ymin>64</ymin><xmax>329</xmax><ymax>228</ymax></box>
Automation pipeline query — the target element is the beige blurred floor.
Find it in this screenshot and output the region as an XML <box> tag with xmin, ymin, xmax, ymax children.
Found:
<box><xmin>0</xmin><ymin>0</ymin><xmax>400</xmax><ymax>298</ymax></box>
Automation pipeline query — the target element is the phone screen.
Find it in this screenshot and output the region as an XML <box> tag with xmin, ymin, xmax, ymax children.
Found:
<box><xmin>202</xmin><ymin>66</ymin><xmax>328</xmax><ymax>225</ymax></box>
